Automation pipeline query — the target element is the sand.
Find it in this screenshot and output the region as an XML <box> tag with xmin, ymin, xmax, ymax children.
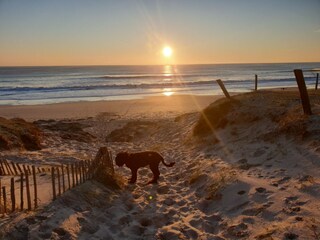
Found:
<box><xmin>1</xmin><ymin>90</ymin><xmax>320</xmax><ymax>239</ymax></box>
<box><xmin>0</xmin><ymin>95</ymin><xmax>222</xmax><ymax>121</ymax></box>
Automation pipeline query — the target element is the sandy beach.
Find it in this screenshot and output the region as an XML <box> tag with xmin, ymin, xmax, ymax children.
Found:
<box><xmin>0</xmin><ymin>95</ymin><xmax>222</xmax><ymax>121</ymax></box>
<box><xmin>1</xmin><ymin>90</ymin><xmax>320</xmax><ymax>239</ymax></box>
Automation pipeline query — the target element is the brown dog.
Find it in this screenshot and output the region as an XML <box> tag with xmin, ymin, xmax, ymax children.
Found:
<box><xmin>115</xmin><ymin>151</ymin><xmax>175</xmax><ymax>184</ymax></box>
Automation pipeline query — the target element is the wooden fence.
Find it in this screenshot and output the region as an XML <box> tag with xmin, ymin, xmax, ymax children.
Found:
<box><xmin>0</xmin><ymin>147</ymin><xmax>113</xmax><ymax>216</ymax></box>
<box><xmin>217</xmin><ymin>70</ymin><xmax>319</xmax><ymax>115</ymax></box>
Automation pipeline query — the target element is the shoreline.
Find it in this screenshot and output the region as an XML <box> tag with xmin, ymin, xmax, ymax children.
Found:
<box><xmin>0</xmin><ymin>88</ymin><xmax>305</xmax><ymax>121</ymax></box>
<box><xmin>0</xmin><ymin>94</ymin><xmax>223</xmax><ymax>121</ymax></box>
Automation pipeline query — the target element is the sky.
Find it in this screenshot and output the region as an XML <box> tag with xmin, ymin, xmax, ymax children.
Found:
<box><xmin>0</xmin><ymin>0</ymin><xmax>319</xmax><ymax>66</ymax></box>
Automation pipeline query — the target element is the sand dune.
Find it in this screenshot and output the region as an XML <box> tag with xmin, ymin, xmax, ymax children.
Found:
<box><xmin>1</xmin><ymin>91</ymin><xmax>320</xmax><ymax>239</ymax></box>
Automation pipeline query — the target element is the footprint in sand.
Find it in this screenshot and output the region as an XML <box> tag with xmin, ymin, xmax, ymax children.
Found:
<box><xmin>238</xmin><ymin>190</ymin><xmax>246</xmax><ymax>195</ymax></box>
<box><xmin>139</xmin><ymin>218</ymin><xmax>152</xmax><ymax>227</ymax></box>
<box><xmin>223</xmin><ymin>222</ymin><xmax>249</xmax><ymax>238</ymax></box>
<box><xmin>251</xmin><ymin>187</ymin><xmax>273</xmax><ymax>204</ymax></box>
<box><xmin>282</xmin><ymin>196</ymin><xmax>308</xmax><ymax>215</ymax></box>
<box><xmin>242</xmin><ymin>206</ymin><xmax>266</xmax><ymax>216</ymax></box>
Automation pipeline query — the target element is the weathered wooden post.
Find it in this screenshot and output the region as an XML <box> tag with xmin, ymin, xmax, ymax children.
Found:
<box><xmin>75</xmin><ymin>163</ymin><xmax>79</xmax><ymax>186</ymax></box>
<box><xmin>10</xmin><ymin>178</ymin><xmax>15</xmax><ymax>212</ymax></box>
<box><xmin>57</xmin><ymin>167</ymin><xmax>61</xmax><ymax>196</ymax></box>
<box><xmin>66</xmin><ymin>165</ymin><xmax>71</xmax><ymax>190</ymax></box>
<box><xmin>316</xmin><ymin>73</ymin><xmax>319</xmax><ymax>90</ymax></box>
<box><xmin>71</xmin><ymin>164</ymin><xmax>75</xmax><ymax>188</ymax></box>
<box><xmin>294</xmin><ymin>69</ymin><xmax>312</xmax><ymax>115</ymax></box>
<box><xmin>51</xmin><ymin>167</ymin><xmax>56</xmax><ymax>200</ymax></box>
<box><xmin>255</xmin><ymin>74</ymin><xmax>258</xmax><ymax>91</ymax></box>
<box><xmin>20</xmin><ymin>173</ymin><xmax>24</xmax><ymax>210</ymax></box>
<box><xmin>216</xmin><ymin>79</ymin><xmax>231</xmax><ymax>99</ymax></box>
<box><xmin>32</xmin><ymin>166</ymin><xmax>38</xmax><ymax>209</ymax></box>
<box><xmin>61</xmin><ymin>165</ymin><xmax>66</xmax><ymax>193</ymax></box>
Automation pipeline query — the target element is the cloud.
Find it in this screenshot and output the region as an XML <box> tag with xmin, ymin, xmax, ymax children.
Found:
<box><xmin>315</xmin><ymin>29</ymin><xmax>320</xmax><ymax>33</ymax></box>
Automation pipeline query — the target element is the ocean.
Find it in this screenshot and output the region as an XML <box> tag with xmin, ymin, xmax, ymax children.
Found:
<box><xmin>0</xmin><ymin>63</ymin><xmax>319</xmax><ymax>105</ymax></box>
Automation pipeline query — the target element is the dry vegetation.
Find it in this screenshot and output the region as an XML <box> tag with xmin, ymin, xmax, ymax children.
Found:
<box><xmin>0</xmin><ymin>117</ymin><xmax>42</xmax><ymax>151</ymax></box>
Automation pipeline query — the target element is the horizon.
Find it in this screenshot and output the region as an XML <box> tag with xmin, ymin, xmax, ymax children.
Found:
<box><xmin>1</xmin><ymin>0</ymin><xmax>320</xmax><ymax>66</ymax></box>
<box><xmin>1</xmin><ymin>61</ymin><xmax>320</xmax><ymax>68</ymax></box>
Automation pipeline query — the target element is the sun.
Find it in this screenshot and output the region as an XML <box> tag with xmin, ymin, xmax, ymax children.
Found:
<box><xmin>162</xmin><ymin>46</ymin><xmax>172</xmax><ymax>58</ymax></box>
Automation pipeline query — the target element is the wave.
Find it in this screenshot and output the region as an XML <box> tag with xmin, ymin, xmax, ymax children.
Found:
<box><xmin>100</xmin><ymin>73</ymin><xmax>212</xmax><ymax>79</ymax></box>
<box><xmin>0</xmin><ymin>80</ymin><xmax>217</xmax><ymax>92</ymax></box>
<box><xmin>0</xmin><ymin>76</ymin><xmax>315</xmax><ymax>93</ymax></box>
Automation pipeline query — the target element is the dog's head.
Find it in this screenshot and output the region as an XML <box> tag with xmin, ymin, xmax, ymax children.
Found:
<box><xmin>115</xmin><ymin>152</ymin><xmax>129</xmax><ymax>167</ymax></box>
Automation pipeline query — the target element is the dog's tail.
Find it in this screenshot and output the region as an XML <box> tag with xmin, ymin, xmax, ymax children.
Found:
<box><xmin>161</xmin><ymin>158</ymin><xmax>175</xmax><ymax>167</ymax></box>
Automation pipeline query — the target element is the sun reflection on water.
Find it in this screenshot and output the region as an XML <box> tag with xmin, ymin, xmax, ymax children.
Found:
<box><xmin>162</xmin><ymin>88</ymin><xmax>174</xmax><ymax>96</ymax></box>
<box><xmin>162</xmin><ymin>65</ymin><xmax>175</xmax><ymax>96</ymax></box>
<box><xmin>163</xmin><ymin>65</ymin><xmax>173</xmax><ymax>80</ymax></box>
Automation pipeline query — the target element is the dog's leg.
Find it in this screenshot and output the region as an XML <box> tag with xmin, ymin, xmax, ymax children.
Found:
<box><xmin>129</xmin><ymin>168</ymin><xmax>138</xmax><ymax>184</ymax></box>
<box><xmin>148</xmin><ymin>164</ymin><xmax>160</xmax><ymax>184</ymax></box>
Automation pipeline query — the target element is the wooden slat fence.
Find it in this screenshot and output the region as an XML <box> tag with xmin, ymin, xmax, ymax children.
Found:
<box><xmin>0</xmin><ymin>147</ymin><xmax>113</xmax><ymax>217</ymax></box>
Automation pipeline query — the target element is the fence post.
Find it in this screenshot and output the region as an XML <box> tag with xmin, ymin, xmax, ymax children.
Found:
<box><xmin>294</xmin><ymin>69</ymin><xmax>312</xmax><ymax>115</ymax></box>
<box><xmin>51</xmin><ymin>167</ymin><xmax>56</xmax><ymax>200</ymax></box>
<box><xmin>66</xmin><ymin>165</ymin><xmax>71</xmax><ymax>190</ymax></box>
<box><xmin>255</xmin><ymin>74</ymin><xmax>258</xmax><ymax>91</ymax></box>
<box><xmin>216</xmin><ymin>79</ymin><xmax>231</xmax><ymax>99</ymax></box>
<box><xmin>32</xmin><ymin>166</ymin><xmax>38</xmax><ymax>209</ymax></box>
<box><xmin>20</xmin><ymin>173</ymin><xmax>24</xmax><ymax>210</ymax></box>
<box><xmin>10</xmin><ymin>178</ymin><xmax>15</xmax><ymax>212</ymax></box>
<box><xmin>57</xmin><ymin>167</ymin><xmax>61</xmax><ymax>197</ymax></box>
<box><xmin>71</xmin><ymin>164</ymin><xmax>75</xmax><ymax>188</ymax></box>
<box><xmin>75</xmin><ymin>163</ymin><xmax>79</xmax><ymax>186</ymax></box>
<box><xmin>316</xmin><ymin>73</ymin><xmax>319</xmax><ymax>90</ymax></box>
<box><xmin>61</xmin><ymin>165</ymin><xmax>66</xmax><ymax>193</ymax></box>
